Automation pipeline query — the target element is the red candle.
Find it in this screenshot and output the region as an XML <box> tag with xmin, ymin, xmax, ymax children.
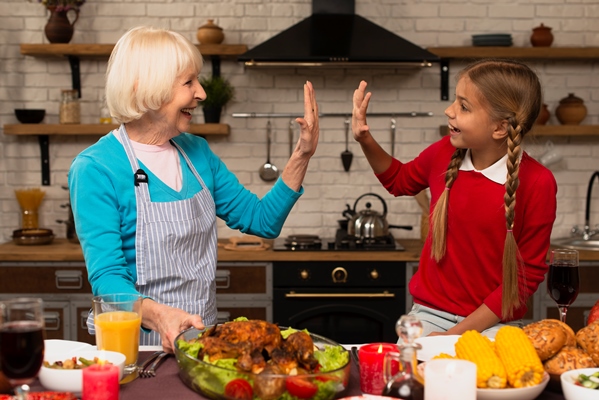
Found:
<box><xmin>82</xmin><ymin>363</ymin><xmax>120</xmax><ymax>400</ymax></box>
<box><xmin>358</xmin><ymin>342</ymin><xmax>398</xmax><ymax>395</ymax></box>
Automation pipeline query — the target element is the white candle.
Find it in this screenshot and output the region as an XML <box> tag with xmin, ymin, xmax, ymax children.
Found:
<box><xmin>424</xmin><ymin>359</ymin><xmax>476</xmax><ymax>400</ymax></box>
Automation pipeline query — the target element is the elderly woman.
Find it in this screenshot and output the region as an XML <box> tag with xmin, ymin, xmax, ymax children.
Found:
<box><xmin>68</xmin><ymin>26</ymin><xmax>320</xmax><ymax>352</ymax></box>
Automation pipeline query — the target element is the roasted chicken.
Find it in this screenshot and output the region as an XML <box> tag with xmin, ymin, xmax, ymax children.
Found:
<box><xmin>193</xmin><ymin>320</ymin><xmax>318</xmax><ymax>375</ymax></box>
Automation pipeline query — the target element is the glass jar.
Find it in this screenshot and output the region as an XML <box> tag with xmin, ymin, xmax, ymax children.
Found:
<box><xmin>99</xmin><ymin>106</ymin><xmax>112</xmax><ymax>124</ymax></box>
<box><xmin>60</xmin><ymin>89</ymin><xmax>80</xmax><ymax>124</ymax></box>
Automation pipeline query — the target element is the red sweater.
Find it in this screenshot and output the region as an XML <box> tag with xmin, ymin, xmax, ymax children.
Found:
<box><xmin>377</xmin><ymin>136</ymin><xmax>557</xmax><ymax>321</ymax></box>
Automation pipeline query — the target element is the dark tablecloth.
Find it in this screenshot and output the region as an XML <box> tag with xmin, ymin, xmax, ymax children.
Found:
<box><xmin>29</xmin><ymin>351</ymin><xmax>566</xmax><ymax>399</ymax></box>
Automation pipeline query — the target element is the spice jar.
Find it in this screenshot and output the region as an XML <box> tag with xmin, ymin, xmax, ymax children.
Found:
<box><xmin>60</xmin><ymin>89</ymin><xmax>80</xmax><ymax>124</ymax></box>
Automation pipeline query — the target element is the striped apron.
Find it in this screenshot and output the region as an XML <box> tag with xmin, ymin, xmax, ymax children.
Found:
<box><xmin>87</xmin><ymin>125</ymin><xmax>218</xmax><ymax>346</ymax></box>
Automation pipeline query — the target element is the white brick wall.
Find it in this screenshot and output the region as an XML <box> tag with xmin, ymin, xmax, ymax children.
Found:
<box><xmin>1</xmin><ymin>0</ymin><xmax>598</xmax><ymax>243</ymax></box>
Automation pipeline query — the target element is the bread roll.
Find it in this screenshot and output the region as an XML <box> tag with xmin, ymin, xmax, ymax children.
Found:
<box><xmin>576</xmin><ymin>320</ymin><xmax>599</xmax><ymax>366</ymax></box>
<box><xmin>523</xmin><ymin>319</ymin><xmax>567</xmax><ymax>361</ymax></box>
<box><xmin>543</xmin><ymin>346</ymin><xmax>596</xmax><ymax>375</ymax></box>
<box><xmin>555</xmin><ymin>320</ymin><xmax>577</xmax><ymax>347</ymax></box>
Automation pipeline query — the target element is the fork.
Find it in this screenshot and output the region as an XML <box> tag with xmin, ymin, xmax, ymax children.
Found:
<box><xmin>140</xmin><ymin>351</ymin><xmax>170</xmax><ymax>378</ymax></box>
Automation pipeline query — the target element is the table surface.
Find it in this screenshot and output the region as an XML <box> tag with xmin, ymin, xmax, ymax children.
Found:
<box><xmin>27</xmin><ymin>351</ymin><xmax>566</xmax><ymax>400</ymax></box>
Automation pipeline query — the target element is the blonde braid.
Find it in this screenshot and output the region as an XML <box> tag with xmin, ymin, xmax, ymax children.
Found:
<box><xmin>502</xmin><ymin>121</ymin><xmax>524</xmax><ymax>319</ymax></box>
<box><xmin>431</xmin><ymin>148</ymin><xmax>467</xmax><ymax>261</ymax></box>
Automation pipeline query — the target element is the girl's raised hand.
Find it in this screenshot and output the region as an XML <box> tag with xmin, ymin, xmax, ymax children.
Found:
<box><xmin>352</xmin><ymin>80</ymin><xmax>372</xmax><ymax>142</ymax></box>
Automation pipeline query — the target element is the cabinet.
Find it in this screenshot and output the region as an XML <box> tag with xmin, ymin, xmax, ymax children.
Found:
<box><xmin>0</xmin><ymin>261</ymin><xmax>95</xmax><ymax>344</ymax></box>
<box><xmin>215</xmin><ymin>262</ymin><xmax>272</xmax><ymax>323</ymax></box>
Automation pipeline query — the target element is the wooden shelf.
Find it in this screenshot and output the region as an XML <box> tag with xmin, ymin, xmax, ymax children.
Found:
<box><xmin>439</xmin><ymin>125</ymin><xmax>599</xmax><ymax>137</ymax></box>
<box><xmin>20</xmin><ymin>43</ymin><xmax>248</xmax><ymax>58</ymax></box>
<box><xmin>3</xmin><ymin>123</ymin><xmax>230</xmax><ymax>136</ymax></box>
<box><xmin>427</xmin><ymin>46</ymin><xmax>599</xmax><ymax>60</ymax></box>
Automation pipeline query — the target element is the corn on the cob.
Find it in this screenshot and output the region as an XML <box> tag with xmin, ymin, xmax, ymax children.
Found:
<box><xmin>494</xmin><ymin>325</ymin><xmax>544</xmax><ymax>388</ymax></box>
<box><xmin>455</xmin><ymin>330</ymin><xmax>507</xmax><ymax>389</ymax></box>
<box><xmin>432</xmin><ymin>352</ymin><xmax>455</xmax><ymax>360</ymax></box>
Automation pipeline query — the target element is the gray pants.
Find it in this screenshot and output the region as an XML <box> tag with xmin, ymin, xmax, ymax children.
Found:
<box><xmin>407</xmin><ymin>303</ymin><xmax>523</xmax><ymax>339</ymax></box>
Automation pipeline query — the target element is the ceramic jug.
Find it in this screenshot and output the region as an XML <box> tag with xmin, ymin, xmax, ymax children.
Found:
<box><xmin>530</xmin><ymin>23</ymin><xmax>554</xmax><ymax>47</ymax></box>
<box><xmin>44</xmin><ymin>6</ymin><xmax>79</xmax><ymax>44</ymax></box>
<box><xmin>555</xmin><ymin>93</ymin><xmax>587</xmax><ymax>125</ymax></box>
<box><xmin>196</xmin><ymin>19</ymin><xmax>224</xmax><ymax>44</ymax></box>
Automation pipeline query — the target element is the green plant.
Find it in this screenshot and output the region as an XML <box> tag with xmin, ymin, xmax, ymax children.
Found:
<box><xmin>199</xmin><ymin>75</ymin><xmax>235</xmax><ymax>108</ymax></box>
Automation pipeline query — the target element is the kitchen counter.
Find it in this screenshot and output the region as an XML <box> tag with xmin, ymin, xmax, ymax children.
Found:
<box><xmin>1</xmin><ymin>238</ymin><xmax>598</xmax><ymax>262</ymax></box>
<box><xmin>0</xmin><ymin>238</ymin><xmax>424</xmax><ymax>262</ymax></box>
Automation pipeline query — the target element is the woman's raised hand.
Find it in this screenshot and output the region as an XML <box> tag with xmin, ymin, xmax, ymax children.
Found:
<box><xmin>294</xmin><ymin>80</ymin><xmax>319</xmax><ymax>158</ymax></box>
<box><xmin>352</xmin><ymin>80</ymin><xmax>372</xmax><ymax>142</ymax></box>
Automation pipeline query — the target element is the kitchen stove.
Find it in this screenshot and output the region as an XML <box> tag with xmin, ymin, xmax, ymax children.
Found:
<box><xmin>273</xmin><ymin>230</ymin><xmax>405</xmax><ymax>251</ymax></box>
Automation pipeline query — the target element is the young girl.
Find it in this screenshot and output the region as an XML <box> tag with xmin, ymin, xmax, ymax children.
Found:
<box><xmin>352</xmin><ymin>59</ymin><xmax>557</xmax><ymax>337</ymax></box>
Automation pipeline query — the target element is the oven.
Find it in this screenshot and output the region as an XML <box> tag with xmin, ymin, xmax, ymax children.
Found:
<box><xmin>272</xmin><ymin>231</ymin><xmax>406</xmax><ymax>344</ymax></box>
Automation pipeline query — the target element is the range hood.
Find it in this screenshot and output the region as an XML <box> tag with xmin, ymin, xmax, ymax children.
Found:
<box><xmin>238</xmin><ymin>0</ymin><xmax>440</xmax><ymax>68</ymax></box>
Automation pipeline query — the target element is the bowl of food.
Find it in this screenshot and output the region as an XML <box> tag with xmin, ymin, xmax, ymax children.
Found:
<box><xmin>561</xmin><ymin>368</ymin><xmax>599</xmax><ymax>400</ymax></box>
<box><xmin>14</xmin><ymin>109</ymin><xmax>46</xmax><ymax>124</ymax></box>
<box><xmin>38</xmin><ymin>349</ymin><xmax>126</xmax><ymax>396</ymax></box>
<box><xmin>174</xmin><ymin>320</ymin><xmax>351</xmax><ymax>400</ymax></box>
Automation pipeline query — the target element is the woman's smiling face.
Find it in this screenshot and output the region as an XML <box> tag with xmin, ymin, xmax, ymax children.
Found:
<box><xmin>157</xmin><ymin>68</ymin><xmax>206</xmax><ymax>136</ymax></box>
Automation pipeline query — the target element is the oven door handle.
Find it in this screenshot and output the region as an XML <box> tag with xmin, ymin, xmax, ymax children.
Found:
<box><xmin>285</xmin><ymin>291</ymin><xmax>395</xmax><ymax>298</ymax></box>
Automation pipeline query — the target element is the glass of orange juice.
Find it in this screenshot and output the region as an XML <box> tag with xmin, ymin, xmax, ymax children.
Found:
<box><xmin>92</xmin><ymin>293</ymin><xmax>142</xmax><ymax>374</ymax></box>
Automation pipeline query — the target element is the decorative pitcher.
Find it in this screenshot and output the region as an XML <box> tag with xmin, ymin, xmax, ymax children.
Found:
<box><xmin>44</xmin><ymin>6</ymin><xmax>79</xmax><ymax>44</ymax></box>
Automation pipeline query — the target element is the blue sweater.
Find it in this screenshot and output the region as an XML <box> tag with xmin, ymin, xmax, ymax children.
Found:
<box><xmin>68</xmin><ymin>131</ymin><xmax>302</xmax><ymax>296</ymax></box>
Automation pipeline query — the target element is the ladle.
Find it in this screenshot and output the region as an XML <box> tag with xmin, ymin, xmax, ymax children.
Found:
<box><xmin>390</xmin><ymin>118</ymin><xmax>396</xmax><ymax>157</ymax></box>
<box><xmin>259</xmin><ymin>120</ymin><xmax>279</xmax><ymax>182</ymax></box>
<box><xmin>341</xmin><ymin>118</ymin><xmax>353</xmax><ymax>172</ymax></box>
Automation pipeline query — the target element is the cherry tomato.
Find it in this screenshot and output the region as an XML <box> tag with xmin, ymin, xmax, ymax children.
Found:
<box><xmin>588</xmin><ymin>299</ymin><xmax>599</xmax><ymax>325</ymax></box>
<box><xmin>224</xmin><ymin>378</ymin><xmax>253</xmax><ymax>400</ymax></box>
<box><xmin>286</xmin><ymin>376</ymin><xmax>318</xmax><ymax>399</ymax></box>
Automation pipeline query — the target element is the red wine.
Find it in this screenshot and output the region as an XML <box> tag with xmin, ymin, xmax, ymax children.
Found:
<box><xmin>382</xmin><ymin>378</ymin><xmax>424</xmax><ymax>400</ymax></box>
<box><xmin>547</xmin><ymin>264</ymin><xmax>580</xmax><ymax>306</ymax></box>
<box><xmin>0</xmin><ymin>321</ymin><xmax>44</xmax><ymax>381</ymax></box>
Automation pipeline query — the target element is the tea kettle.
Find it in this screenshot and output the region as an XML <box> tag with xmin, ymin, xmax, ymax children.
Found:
<box><xmin>346</xmin><ymin>193</ymin><xmax>412</xmax><ymax>238</ymax></box>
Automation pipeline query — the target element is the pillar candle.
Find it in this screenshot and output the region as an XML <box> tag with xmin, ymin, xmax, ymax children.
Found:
<box><xmin>424</xmin><ymin>359</ymin><xmax>476</xmax><ymax>400</ymax></box>
<box><xmin>82</xmin><ymin>363</ymin><xmax>120</xmax><ymax>400</ymax></box>
<box><xmin>358</xmin><ymin>342</ymin><xmax>398</xmax><ymax>395</ymax></box>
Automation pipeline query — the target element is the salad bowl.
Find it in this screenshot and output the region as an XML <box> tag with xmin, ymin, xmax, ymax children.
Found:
<box><xmin>174</xmin><ymin>325</ymin><xmax>351</xmax><ymax>400</ymax></box>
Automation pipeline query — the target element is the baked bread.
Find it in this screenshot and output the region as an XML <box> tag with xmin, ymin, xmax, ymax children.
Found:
<box><xmin>555</xmin><ymin>320</ymin><xmax>577</xmax><ymax>347</ymax></box>
<box><xmin>523</xmin><ymin>319</ymin><xmax>568</xmax><ymax>361</ymax></box>
<box><xmin>543</xmin><ymin>346</ymin><xmax>596</xmax><ymax>375</ymax></box>
<box><xmin>576</xmin><ymin>320</ymin><xmax>599</xmax><ymax>365</ymax></box>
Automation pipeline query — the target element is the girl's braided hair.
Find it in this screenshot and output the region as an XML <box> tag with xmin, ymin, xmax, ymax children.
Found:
<box><xmin>430</xmin><ymin>59</ymin><xmax>542</xmax><ymax>319</ymax></box>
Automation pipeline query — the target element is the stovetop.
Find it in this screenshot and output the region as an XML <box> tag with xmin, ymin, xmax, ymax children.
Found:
<box><xmin>272</xmin><ymin>231</ymin><xmax>405</xmax><ymax>252</ymax></box>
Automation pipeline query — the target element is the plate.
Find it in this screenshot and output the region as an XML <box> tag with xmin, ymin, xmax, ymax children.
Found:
<box><xmin>414</xmin><ymin>335</ymin><xmax>460</xmax><ymax>362</ymax></box>
<box><xmin>477</xmin><ymin>372</ymin><xmax>550</xmax><ymax>400</ymax></box>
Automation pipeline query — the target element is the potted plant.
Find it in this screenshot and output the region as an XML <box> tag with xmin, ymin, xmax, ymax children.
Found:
<box><xmin>199</xmin><ymin>75</ymin><xmax>235</xmax><ymax>123</ymax></box>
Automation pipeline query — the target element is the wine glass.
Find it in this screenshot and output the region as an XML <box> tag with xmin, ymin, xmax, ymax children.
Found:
<box><xmin>0</xmin><ymin>298</ymin><xmax>45</xmax><ymax>400</ymax></box>
<box><xmin>547</xmin><ymin>249</ymin><xmax>580</xmax><ymax>323</ymax></box>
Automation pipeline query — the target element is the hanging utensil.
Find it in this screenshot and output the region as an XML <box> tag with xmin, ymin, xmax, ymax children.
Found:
<box><xmin>341</xmin><ymin>118</ymin><xmax>353</xmax><ymax>172</ymax></box>
<box><xmin>288</xmin><ymin>119</ymin><xmax>294</xmax><ymax>157</ymax></box>
<box><xmin>259</xmin><ymin>120</ymin><xmax>279</xmax><ymax>182</ymax></box>
<box><xmin>390</xmin><ymin>118</ymin><xmax>396</xmax><ymax>157</ymax></box>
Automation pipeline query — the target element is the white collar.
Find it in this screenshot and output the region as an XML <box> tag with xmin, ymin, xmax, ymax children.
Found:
<box><xmin>459</xmin><ymin>149</ymin><xmax>508</xmax><ymax>184</ymax></box>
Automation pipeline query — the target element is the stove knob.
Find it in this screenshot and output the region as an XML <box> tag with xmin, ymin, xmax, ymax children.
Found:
<box><xmin>332</xmin><ymin>267</ymin><xmax>348</xmax><ymax>283</ymax></box>
<box><xmin>370</xmin><ymin>269</ymin><xmax>379</xmax><ymax>280</ymax></box>
<box><xmin>300</xmin><ymin>269</ymin><xmax>310</xmax><ymax>280</ymax></box>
